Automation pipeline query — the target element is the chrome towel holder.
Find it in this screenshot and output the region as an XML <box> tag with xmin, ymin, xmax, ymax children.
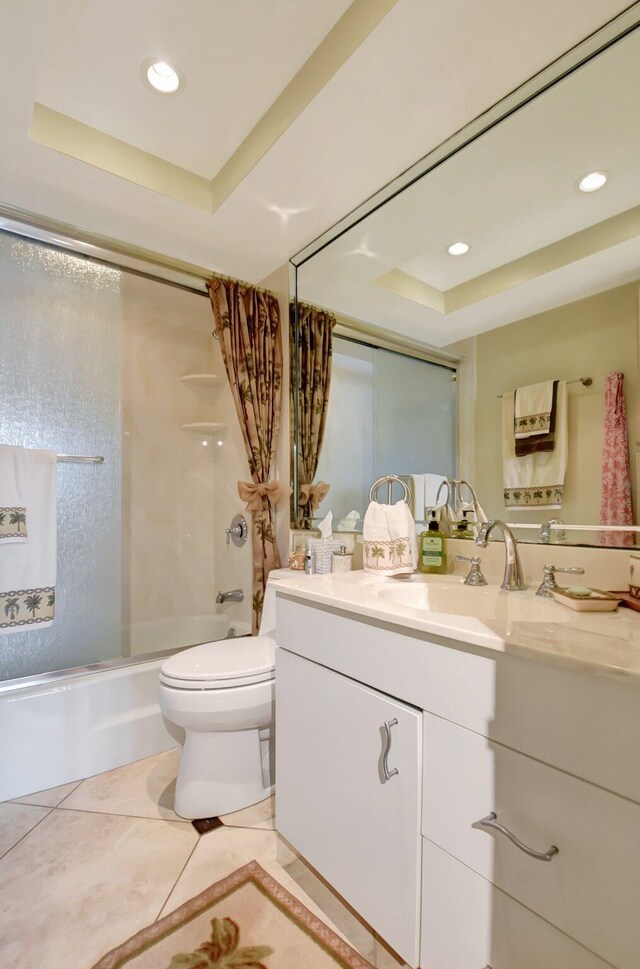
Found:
<box><xmin>369</xmin><ymin>475</ymin><xmax>410</xmax><ymax>505</ymax></box>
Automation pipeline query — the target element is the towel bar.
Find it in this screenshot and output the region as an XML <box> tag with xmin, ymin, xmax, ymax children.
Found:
<box><xmin>497</xmin><ymin>376</ymin><xmax>592</xmax><ymax>398</ymax></box>
<box><xmin>56</xmin><ymin>454</ymin><xmax>105</xmax><ymax>464</ymax></box>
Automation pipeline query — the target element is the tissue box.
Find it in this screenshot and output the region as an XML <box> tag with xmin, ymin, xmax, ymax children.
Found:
<box><xmin>629</xmin><ymin>553</ymin><xmax>640</xmax><ymax>599</ymax></box>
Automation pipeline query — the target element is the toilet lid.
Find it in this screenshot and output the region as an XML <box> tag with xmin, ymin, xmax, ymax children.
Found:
<box><xmin>160</xmin><ymin>635</ymin><xmax>275</xmax><ymax>689</ymax></box>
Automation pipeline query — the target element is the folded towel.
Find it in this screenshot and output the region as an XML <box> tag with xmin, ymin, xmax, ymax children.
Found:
<box><xmin>515</xmin><ymin>380</ymin><xmax>559</xmax><ymax>456</ymax></box>
<box><xmin>503</xmin><ymin>383</ymin><xmax>568</xmax><ymax>510</ymax></box>
<box><xmin>409</xmin><ymin>474</ymin><xmax>425</xmax><ymax>520</ymax></box>
<box><xmin>0</xmin><ymin>449</ymin><xmax>57</xmax><ymax>633</ymax></box>
<box><xmin>0</xmin><ymin>445</ymin><xmax>27</xmax><ymax>544</ymax></box>
<box><xmin>363</xmin><ymin>500</ymin><xmax>417</xmax><ymax>575</ymax></box>
<box><xmin>514</xmin><ymin>380</ymin><xmax>555</xmax><ymax>439</ymax></box>
<box><xmin>424</xmin><ymin>473</ymin><xmax>447</xmax><ymax>509</ymax></box>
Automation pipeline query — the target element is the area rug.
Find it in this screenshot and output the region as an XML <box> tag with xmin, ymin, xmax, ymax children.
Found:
<box><xmin>90</xmin><ymin>860</ymin><xmax>375</xmax><ymax>969</ymax></box>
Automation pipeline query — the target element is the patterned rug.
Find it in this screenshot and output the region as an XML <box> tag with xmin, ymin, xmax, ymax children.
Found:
<box><xmin>91</xmin><ymin>860</ymin><xmax>375</xmax><ymax>969</ymax></box>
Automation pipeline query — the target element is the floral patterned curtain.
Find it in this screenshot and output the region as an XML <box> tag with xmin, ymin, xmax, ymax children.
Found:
<box><xmin>290</xmin><ymin>301</ymin><xmax>335</xmax><ymax>524</ymax></box>
<box><xmin>208</xmin><ymin>278</ymin><xmax>289</xmax><ymax>633</ymax></box>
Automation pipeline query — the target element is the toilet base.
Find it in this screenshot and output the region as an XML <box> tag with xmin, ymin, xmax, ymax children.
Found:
<box><xmin>174</xmin><ymin>725</ymin><xmax>274</xmax><ymax>820</ymax></box>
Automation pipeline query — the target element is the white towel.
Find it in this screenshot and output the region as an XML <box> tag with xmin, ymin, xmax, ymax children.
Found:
<box><xmin>363</xmin><ymin>500</ymin><xmax>417</xmax><ymax>575</ymax></box>
<box><xmin>424</xmin><ymin>473</ymin><xmax>447</xmax><ymax>509</ymax></box>
<box><xmin>0</xmin><ymin>446</ymin><xmax>27</xmax><ymax>544</ymax></box>
<box><xmin>409</xmin><ymin>474</ymin><xmax>425</xmax><ymax>520</ymax></box>
<box><xmin>0</xmin><ymin>449</ymin><xmax>57</xmax><ymax>633</ymax></box>
<box><xmin>514</xmin><ymin>380</ymin><xmax>554</xmax><ymax>439</ymax></box>
<box><xmin>503</xmin><ymin>383</ymin><xmax>568</xmax><ymax>510</ymax></box>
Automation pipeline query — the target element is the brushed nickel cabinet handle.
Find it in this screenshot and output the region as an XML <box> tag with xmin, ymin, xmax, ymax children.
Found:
<box><xmin>476</xmin><ymin>812</ymin><xmax>558</xmax><ymax>862</ymax></box>
<box><xmin>382</xmin><ymin>718</ymin><xmax>399</xmax><ymax>780</ymax></box>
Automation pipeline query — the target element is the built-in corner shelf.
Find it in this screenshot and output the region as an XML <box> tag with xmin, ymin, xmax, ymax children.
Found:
<box><xmin>180</xmin><ymin>422</ymin><xmax>227</xmax><ymax>436</ymax></box>
<box><xmin>179</xmin><ymin>373</ymin><xmax>222</xmax><ymax>387</ymax></box>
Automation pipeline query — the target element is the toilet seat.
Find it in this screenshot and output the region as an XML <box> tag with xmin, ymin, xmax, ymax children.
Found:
<box><xmin>160</xmin><ymin>635</ymin><xmax>276</xmax><ymax>691</ymax></box>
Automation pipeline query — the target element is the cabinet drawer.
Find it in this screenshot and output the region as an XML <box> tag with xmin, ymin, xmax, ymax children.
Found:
<box><xmin>276</xmin><ymin>649</ymin><xmax>422</xmax><ymax>967</ymax></box>
<box><xmin>421</xmin><ymin>838</ymin><xmax>610</xmax><ymax>969</ymax></box>
<box><xmin>422</xmin><ymin>712</ymin><xmax>640</xmax><ymax>969</ymax></box>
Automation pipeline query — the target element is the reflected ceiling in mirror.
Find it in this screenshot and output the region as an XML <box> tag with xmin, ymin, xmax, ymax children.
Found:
<box><xmin>293</xmin><ymin>20</ymin><xmax>640</xmax><ymax>548</ymax></box>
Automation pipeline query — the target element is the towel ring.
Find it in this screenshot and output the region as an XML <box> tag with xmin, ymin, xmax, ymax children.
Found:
<box><xmin>369</xmin><ymin>475</ymin><xmax>410</xmax><ymax>505</ymax></box>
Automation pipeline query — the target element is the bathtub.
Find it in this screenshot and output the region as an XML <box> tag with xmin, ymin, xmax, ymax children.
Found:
<box><xmin>124</xmin><ymin>614</ymin><xmax>251</xmax><ymax>656</ymax></box>
<box><xmin>0</xmin><ymin>615</ymin><xmax>250</xmax><ymax>801</ymax></box>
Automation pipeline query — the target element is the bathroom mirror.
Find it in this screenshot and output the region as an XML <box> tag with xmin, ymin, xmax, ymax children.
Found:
<box><xmin>291</xmin><ymin>22</ymin><xmax>640</xmax><ymax>548</ymax></box>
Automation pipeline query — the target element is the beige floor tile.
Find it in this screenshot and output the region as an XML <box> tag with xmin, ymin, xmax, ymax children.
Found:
<box><xmin>220</xmin><ymin>793</ymin><xmax>275</xmax><ymax>829</ymax></box>
<box><xmin>0</xmin><ymin>803</ymin><xmax>50</xmax><ymax>859</ymax></box>
<box><xmin>61</xmin><ymin>748</ymin><xmax>183</xmax><ymax>821</ymax></box>
<box><xmin>12</xmin><ymin>780</ymin><xmax>80</xmax><ymax>807</ymax></box>
<box><xmin>161</xmin><ymin>827</ymin><xmax>375</xmax><ymax>962</ymax></box>
<box><xmin>0</xmin><ymin>807</ymin><xmax>198</xmax><ymax>969</ymax></box>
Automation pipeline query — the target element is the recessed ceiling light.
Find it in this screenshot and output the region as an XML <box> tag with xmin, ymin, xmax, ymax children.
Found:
<box><xmin>577</xmin><ymin>170</ymin><xmax>608</xmax><ymax>193</ymax></box>
<box><xmin>146</xmin><ymin>61</ymin><xmax>180</xmax><ymax>94</ymax></box>
<box><xmin>447</xmin><ymin>242</ymin><xmax>470</xmax><ymax>256</ymax></box>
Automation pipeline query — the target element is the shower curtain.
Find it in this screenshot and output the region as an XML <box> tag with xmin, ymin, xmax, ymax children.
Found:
<box><xmin>207</xmin><ymin>278</ymin><xmax>289</xmax><ymax>633</ymax></box>
<box><xmin>290</xmin><ymin>301</ymin><xmax>335</xmax><ymax>524</ymax></box>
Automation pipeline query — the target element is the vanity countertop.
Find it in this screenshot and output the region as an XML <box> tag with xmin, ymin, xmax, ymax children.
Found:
<box><xmin>273</xmin><ymin>570</ymin><xmax>640</xmax><ymax>682</ymax></box>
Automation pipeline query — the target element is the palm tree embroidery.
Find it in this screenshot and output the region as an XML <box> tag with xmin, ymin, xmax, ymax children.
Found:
<box><xmin>167</xmin><ymin>916</ymin><xmax>272</xmax><ymax>969</ymax></box>
<box><xmin>4</xmin><ymin>598</ymin><xmax>20</xmax><ymax>620</ymax></box>
<box><xmin>394</xmin><ymin>540</ymin><xmax>408</xmax><ymax>562</ymax></box>
<box><xmin>9</xmin><ymin>510</ymin><xmax>26</xmax><ymax>533</ymax></box>
<box><xmin>370</xmin><ymin>544</ymin><xmax>385</xmax><ymax>568</ymax></box>
<box><xmin>47</xmin><ymin>591</ymin><xmax>55</xmax><ymax>608</ymax></box>
<box><xmin>25</xmin><ymin>594</ymin><xmax>42</xmax><ymax>616</ymax></box>
<box><xmin>0</xmin><ymin>511</ymin><xmax>5</xmax><ymax>527</ymax></box>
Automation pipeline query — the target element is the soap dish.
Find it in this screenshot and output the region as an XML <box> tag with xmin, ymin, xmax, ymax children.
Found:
<box><xmin>553</xmin><ymin>587</ymin><xmax>621</xmax><ymax>612</ymax></box>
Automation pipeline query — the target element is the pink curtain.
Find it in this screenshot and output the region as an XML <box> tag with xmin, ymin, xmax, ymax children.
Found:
<box><xmin>600</xmin><ymin>371</ymin><xmax>634</xmax><ymax>547</ymax></box>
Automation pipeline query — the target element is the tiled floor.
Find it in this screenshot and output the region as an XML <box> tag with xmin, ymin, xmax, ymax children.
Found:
<box><xmin>0</xmin><ymin>749</ymin><xmax>407</xmax><ymax>968</ymax></box>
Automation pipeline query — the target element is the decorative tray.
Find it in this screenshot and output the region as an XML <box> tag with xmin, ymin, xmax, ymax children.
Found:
<box><xmin>553</xmin><ymin>588</ymin><xmax>621</xmax><ymax>612</ymax></box>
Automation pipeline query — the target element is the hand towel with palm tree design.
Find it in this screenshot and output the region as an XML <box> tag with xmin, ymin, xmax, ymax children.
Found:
<box><xmin>502</xmin><ymin>385</ymin><xmax>568</xmax><ymax>510</ymax></box>
<box><xmin>363</xmin><ymin>499</ymin><xmax>417</xmax><ymax>575</ymax></box>
<box><xmin>0</xmin><ymin>448</ymin><xmax>57</xmax><ymax>632</ymax></box>
<box><xmin>0</xmin><ymin>445</ymin><xmax>28</xmax><ymax>543</ymax></box>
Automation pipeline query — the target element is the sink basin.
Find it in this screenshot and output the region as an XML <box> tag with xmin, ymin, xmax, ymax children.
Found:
<box><xmin>375</xmin><ymin>577</ymin><xmax>571</xmax><ymax>623</ymax></box>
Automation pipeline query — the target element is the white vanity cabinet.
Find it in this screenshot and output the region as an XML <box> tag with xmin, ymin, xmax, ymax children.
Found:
<box><xmin>275</xmin><ymin>591</ymin><xmax>640</xmax><ymax>969</ymax></box>
<box><xmin>276</xmin><ymin>648</ymin><xmax>423</xmax><ymax>967</ymax></box>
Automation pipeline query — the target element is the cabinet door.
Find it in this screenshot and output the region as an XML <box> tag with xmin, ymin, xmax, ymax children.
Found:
<box><xmin>276</xmin><ymin>648</ymin><xmax>422</xmax><ymax>967</ymax></box>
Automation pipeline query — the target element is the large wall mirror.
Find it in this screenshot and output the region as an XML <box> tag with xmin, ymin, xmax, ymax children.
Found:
<box><xmin>291</xmin><ymin>19</ymin><xmax>640</xmax><ymax>549</ymax></box>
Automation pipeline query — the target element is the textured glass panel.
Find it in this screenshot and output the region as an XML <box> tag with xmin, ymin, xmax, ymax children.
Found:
<box><xmin>0</xmin><ymin>233</ymin><xmax>122</xmax><ymax>679</ymax></box>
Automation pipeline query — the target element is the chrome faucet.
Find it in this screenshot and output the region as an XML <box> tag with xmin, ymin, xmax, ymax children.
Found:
<box><xmin>216</xmin><ymin>589</ymin><xmax>244</xmax><ymax>604</ymax></box>
<box><xmin>475</xmin><ymin>520</ymin><xmax>527</xmax><ymax>591</ymax></box>
<box><xmin>539</xmin><ymin>518</ymin><xmax>566</xmax><ymax>544</ymax></box>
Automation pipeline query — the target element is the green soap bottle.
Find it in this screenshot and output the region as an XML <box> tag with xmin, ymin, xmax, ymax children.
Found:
<box><xmin>419</xmin><ymin>511</ymin><xmax>448</xmax><ymax>574</ymax></box>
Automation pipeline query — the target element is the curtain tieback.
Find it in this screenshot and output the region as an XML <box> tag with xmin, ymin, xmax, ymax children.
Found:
<box><xmin>238</xmin><ymin>480</ymin><xmax>292</xmax><ymax>512</ymax></box>
<box><xmin>299</xmin><ymin>481</ymin><xmax>330</xmax><ymax>511</ymax></box>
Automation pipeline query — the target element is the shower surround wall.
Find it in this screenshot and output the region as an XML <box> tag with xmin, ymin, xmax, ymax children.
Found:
<box><xmin>0</xmin><ymin>234</ymin><xmax>122</xmax><ymax>681</ymax></box>
<box><xmin>121</xmin><ymin>275</ymin><xmax>251</xmax><ymax>648</ymax></box>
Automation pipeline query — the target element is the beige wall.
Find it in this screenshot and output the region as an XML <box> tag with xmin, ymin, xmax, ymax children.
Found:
<box><xmin>121</xmin><ymin>274</ymin><xmax>251</xmax><ymax>635</ymax></box>
<box><xmin>470</xmin><ymin>283</ymin><xmax>639</xmax><ymax>526</ymax></box>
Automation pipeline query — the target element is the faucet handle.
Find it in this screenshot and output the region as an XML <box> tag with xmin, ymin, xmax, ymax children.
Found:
<box><xmin>456</xmin><ymin>554</ymin><xmax>488</xmax><ymax>587</ymax></box>
<box><xmin>536</xmin><ymin>563</ymin><xmax>584</xmax><ymax>598</ymax></box>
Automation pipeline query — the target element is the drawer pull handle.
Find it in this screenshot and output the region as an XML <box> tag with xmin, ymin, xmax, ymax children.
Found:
<box><xmin>476</xmin><ymin>813</ymin><xmax>558</xmax><ymax>862</ymax></box>
<box><xmin>382</xmin><ymin>718</ymin><xmax>399</xmax><ymax>780</ymax></box>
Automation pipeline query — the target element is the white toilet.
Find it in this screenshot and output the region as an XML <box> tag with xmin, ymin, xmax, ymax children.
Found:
<box><xmin>159</xmin><ymin>570</ymin><xmax>288</xmax><ymax>820</ymax></box>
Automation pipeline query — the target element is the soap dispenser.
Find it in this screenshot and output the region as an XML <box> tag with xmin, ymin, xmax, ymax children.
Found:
<box><xmin>418</xmin><ymin>511</ymin><xmax>448</xmax><ymax>574</ymax></box>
